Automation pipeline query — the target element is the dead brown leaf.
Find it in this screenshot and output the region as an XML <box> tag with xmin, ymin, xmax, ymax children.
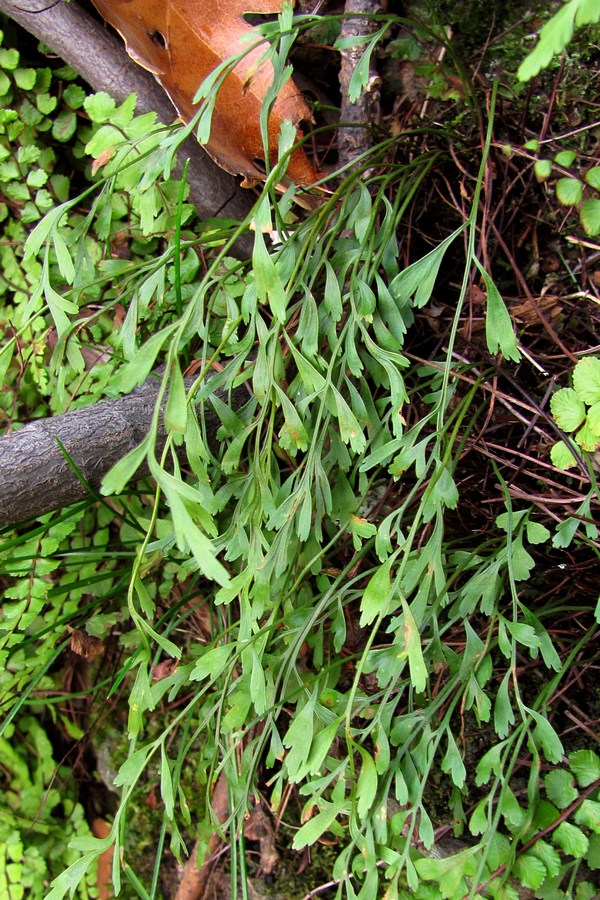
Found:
<box><xmin>151</xmin><ymin>658</ymin><xmax>179</xmax><ymax>681</ymax></box>
<box><xmin>91</xmin><ymin>0</ymin><xmax>319</xmax><ymax>185</ymax></box>
<box><xmin>244</xmin><ymin>799</ymin><xmax>279</xmax><ymax>876</ymax></box>
<box><xmin>69</xmin><ymin>628</ymin><xmax>105</xmax><ymax>660</ymax></box>
<box><xmin>512</xmin><ymin>293</ymin><xmax>562</xmax><ymax>326</ymax></box>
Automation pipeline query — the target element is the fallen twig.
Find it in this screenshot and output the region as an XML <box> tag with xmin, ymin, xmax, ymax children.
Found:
<box><xmin>0</xmin><ymin>372</ymin><xmax>246</xmax><ymax>529</ymax></box>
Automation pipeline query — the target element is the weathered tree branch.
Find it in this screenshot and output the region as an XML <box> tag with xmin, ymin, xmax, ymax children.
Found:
<box><xmin>338</xmin><ymin>0</ymin><xmax>381</xmax><ymax>170</ymax></box>
<box><xmin>0</xmin><ymin>0</ymin><xmax>254</xmax><ymax>224</ymax></box>
<box><xmin>0</xmin><ymin>376</ymin><xmax>243</xmax><ymax>529</ymax></box>
<box><xmin>0</xmin><ymin>1</ymin><xmax>258</xmax><ymax>530</ymax></box>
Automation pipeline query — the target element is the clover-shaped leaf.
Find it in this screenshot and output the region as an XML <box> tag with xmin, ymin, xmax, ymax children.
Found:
<box><xmin>550</xmin><ymin>441</ymin><xmax>578</xmax><ymax>470</ymax></box>
<box><xmin>572</xmin><ymin>357</ymin><xmax>600</xmax><ymax>404</ymax></box>
<box><xmin>550</xmin><ymin>388</ymin><xmax>585</xmax><ymax>432</ymax></box>
<box><xmin>556</xmin><ymin>177</ymin><xmax>583</xmax><ymax>206</ymax></box>
<box><xmin>580</xmin><ymin>198</ymin><xmax>600</xmax><ymax>236</ymax></box>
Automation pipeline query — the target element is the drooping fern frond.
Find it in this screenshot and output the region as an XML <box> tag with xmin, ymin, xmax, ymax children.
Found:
<box><xmin>518</xmin><ymin>0</ymin><xmax>600</xmax><ymax>80</ymax></box>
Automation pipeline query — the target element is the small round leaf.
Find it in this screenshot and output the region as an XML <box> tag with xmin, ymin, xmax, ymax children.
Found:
<box><xmin>544</xmin><ymin>768</ymin><xmax>578</xmax><ymax>809</ymax></box>
<box><xmin>84</xmin><ymin>91</ymin><xmax>116</xmax><ymax>123</ymax></box>
<box><xmin>534</xmin><ymin>159</ymin><xmax>552</xmax><ymax>181</ymax></box>
<box><xmin>553</xmin><ymin>821</ymin><xmax>588</xmax><ymax>859</ymax></box>
<box><xmin>554</xmin><ymin>150</ymin><xmax>576</xmax><ymax>167</ymax></box>
<box><xmin>584</xmin><ymin>166</ymin><xmax>600</xmax><ymax>190</ymax></box>
<box><xmin>550</xmin><ymin>387</ymin><xmax>585</xmax><ymax>432</ymax></box>
<box><xmin>569</xmin><ymin>749</ymin><xmax>600</xmax><ymax>787</ymax></box>
<box><xmin>550</xmin><ymin>441</ymin><xmax>577</xmax><ymax>470</ymax></box>
<box><xmin>556</xmin><ymin>177</ymin><xmax>583</xmax><ymax>206</ymax></box>
<box><xmin>587</xmin><ymin>401</ymin><xmax>600</xmax><ymax>437</ymax></box>
<box><xmin>52</xmin><ymin>109</ymin><xmax>77</xmax><ymax>143</ymax></box>
<box><xmin>574</xmin><ymin>420</ymin><xmax>600</xmax><ymax>452</ymax></box>
<box><xmin>572</xmin><ymin>357</ymin><xmax>600</xmax><ymax>404</ymax></box>
<box><xmin>580</xmin><ymin>198</ymin><xmax>600</xmax><ymax>236</ymax></box>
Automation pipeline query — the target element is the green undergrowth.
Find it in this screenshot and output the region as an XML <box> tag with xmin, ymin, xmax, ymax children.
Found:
<box><xmin>0</xmin><ymin>7</ymin><xmax>599</xmax><ymax>900</ymax></box>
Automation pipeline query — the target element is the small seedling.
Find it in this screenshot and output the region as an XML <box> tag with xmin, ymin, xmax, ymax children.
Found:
<box><xmin>550</xmin><ymin>356</ymin><xmax>600</xmax><ymax>468</ymax></box>
<box><xmin>525</xmin><ymin>141</ymin><xmax>600</xmax><ymax>236</ymax></box>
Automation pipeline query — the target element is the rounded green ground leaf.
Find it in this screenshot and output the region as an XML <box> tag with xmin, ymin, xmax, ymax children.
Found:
<box><xmin>574</xmin><ymin>420</ymin><xmax>600</xmax><ymax>452</ymax></box>
<box><xmin>513</xmin><ymin>853</ymin><xmax>547</xmax><ymax>890</ymax></box>
<box><xmin>573</xmin><ymin>357</ymin><xmax>600</xmax><ymax>404</ymax></box>
<box><xmin>554</xmin><ymin>150</ymin><xmax>576</xmax><ymax>167</ymax></box>
<box><xmin>84</xmin><ymin>91</ymin><xmax>116</xmax><ymax>123</ymax></box>
<box><xmin>530</xmin><ymin>839</ymin><xmax>561</xmax><ymax>879</ymax></box>
<box><xmin>588</xmin><ymin>833</ymin><xmax>600</xmax><ymax>869</ymax></box>
<box><xmin>556</xmin><ymin>177</ymin><xmax>583</xmax><ymax>206</ymax></box>
<box><xmin>553</xmin><ymin>821</ymin><xmax>589</xmax><ymax>859</ymax></box>
<box><xmin>585</xmin><ymin>166</ymin><xmax>600</xmax><ymax>190</ymax></box>
<box><xmin>587</xmin><ymin>401</ymin><xmax>600</xmax><ymax>436</ymax></box>
<box><xmin>575</xmin><ymin>798</ymin><xmax>600</xmax><ymax>832</ymax></box>
<box><xmin>534</xmin><ymin>159</ymin><xmax>552</xmax><ymax>181</ymax></box>
<box><xmin>580</xmin><ymin>198</ymin><xmax>600</xmax><ymax>235</ymax></box>
<box><xmin>569</xmin><ymin>749</ymin><xmax>600</xmax><ymax>787</ymax></box>
<box><xmin>550</xmin><ymin>440</ymin><xmax>577</xmax><ymax>470</ymax></box>
<box><xmin>544</xmin><ymin>768</ymin><xmax>578</xmax><ymax>808</ymax></box>
<box><xmin>550</xmin><ymin>387</ymin><xmax>585</xmax><ymax>432</ymax></box>
<box><xmin>51</xmin><ymin>110</ymin><xmax>76</xmax><ymax>143</ymax></box>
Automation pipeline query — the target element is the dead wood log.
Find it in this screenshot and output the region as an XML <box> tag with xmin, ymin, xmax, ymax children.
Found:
<box><xmin>0</xmin><ymin>0</ymin><xmax>254</xmax><ymax>225</ymax></box>
<box><xmin>0</xmin><ymin>374</ymin><xmax>242</xmax><ymax>529</ymax></box>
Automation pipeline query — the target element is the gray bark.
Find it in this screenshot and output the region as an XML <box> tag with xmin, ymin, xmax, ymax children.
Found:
<box><xmin>0</xmin><ymin>0</ymin><xmax>254</xmax><ymax>226</ymax></box>
<box><xmin>338</xmin><ymin>0</ymin><xmax>381</xmax><ymax>170</ymax></box>
<box><xmin>0</xmin><ymin>1</ymin><xmax>256</xmax><ymax>529</ymax></box>
<box><xmin>0</xmin><ymin>376</ymin><xmax>241</xmax><ymax>529</ymax></box>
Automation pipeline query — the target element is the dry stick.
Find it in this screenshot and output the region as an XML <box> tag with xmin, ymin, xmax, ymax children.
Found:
<box><xmin>0</xmin><ymin>0</ymin><xmax>253</xmax><ymax>225</ymax></box>
<box><xmin>337</xmin><ymin>0</ymin><xmax>381</xmax><ymax>170</ymax></box>
<box><xmin>0</xmin><ymin>374</ymin><xmax>244</xmax><ymax>529</ymax></box>
<box><xmin>0</xmin><ymin>1</ymin><xmax>256</xmax><ymax>529</ymax></box>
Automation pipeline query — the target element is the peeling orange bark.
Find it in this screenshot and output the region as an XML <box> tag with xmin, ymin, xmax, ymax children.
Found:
<box><xmin>91</xmin><ymin>0</ymin><xmax>318</xmax><ymax>185</ymax></box>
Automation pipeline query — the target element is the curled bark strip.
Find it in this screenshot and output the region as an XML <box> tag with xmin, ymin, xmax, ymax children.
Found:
<box><xmin>0</xmin><ymin>0</ymin><xmax>253</xmax><ymax>223</ymax></box>
<box><xmin>0</xmin><ymin>374</ymin><xmax>243</xmax><ymax>529</ymax></box>
<box><xmin>337</xmin><ymin>0</ymin><xmax>382</xmax><ymax>170</ymax></box>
